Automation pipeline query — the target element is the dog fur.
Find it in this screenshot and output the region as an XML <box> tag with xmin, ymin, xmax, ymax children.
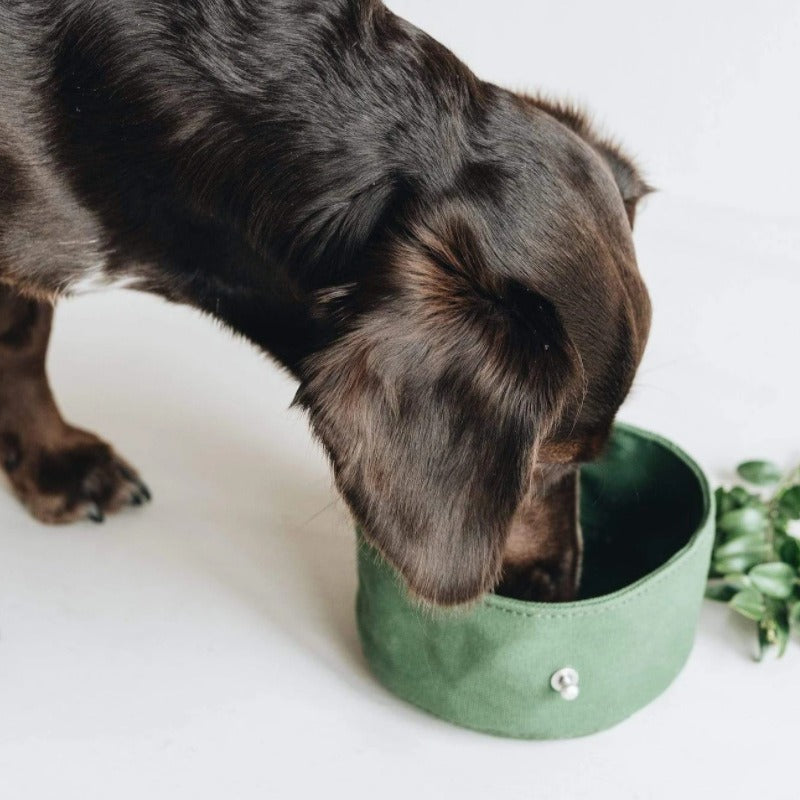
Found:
<box><xmin>0</xmin><ymin>0</ymin><xmax>652</xmax><ymax>605</ymax></box>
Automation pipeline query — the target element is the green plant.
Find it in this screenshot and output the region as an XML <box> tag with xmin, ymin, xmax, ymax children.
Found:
<box><xmin>706</xmin><ymin>460</ymin><xmax>800</xmax><ymax>660</ymax></box>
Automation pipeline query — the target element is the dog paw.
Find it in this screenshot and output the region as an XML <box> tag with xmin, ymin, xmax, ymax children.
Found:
<box><xmin>1</xmin><ymin>428</ymin><xmax>151</xmax><ymax>525</ymax></box>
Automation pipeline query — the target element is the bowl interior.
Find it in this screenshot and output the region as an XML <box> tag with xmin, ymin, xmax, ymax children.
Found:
<box><xmin>577</xmin><ymin>428</ymin><xmax>707</xmax><ymax>600</ymax></box>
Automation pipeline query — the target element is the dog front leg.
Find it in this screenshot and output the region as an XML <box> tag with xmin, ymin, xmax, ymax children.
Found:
<box><xmin>0</xmin><ymin>283</ymin><xmax>150</xmax><ymax>524</ymax></box>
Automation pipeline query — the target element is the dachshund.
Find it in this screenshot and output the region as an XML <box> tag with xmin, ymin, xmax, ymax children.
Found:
<box><xmin>0</xmin><ymin>0</ymin><xmax>651</xmax><ymax>606</ymax></box>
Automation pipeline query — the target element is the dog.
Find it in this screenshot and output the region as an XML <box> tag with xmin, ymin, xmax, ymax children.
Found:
<box><xmin>0</xmin><ymin>0</ymin><xmax>652</xmax><ymax>606</ymax></box>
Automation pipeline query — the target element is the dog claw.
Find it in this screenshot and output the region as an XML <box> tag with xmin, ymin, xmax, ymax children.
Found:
<box><xmin>118</xmin><ymin>462</ymin><xmax>152</xmax><ymax>505</ymax></box>
<box><xmin>88</xmin><ymin>504</ymin><xmax>105</xmax><ymax>523</ymax></box>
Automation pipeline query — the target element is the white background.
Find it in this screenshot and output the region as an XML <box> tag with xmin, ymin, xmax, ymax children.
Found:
<box><xmin>1</xmin><ymin>2</ymin><xmax>799</xmax><ymax>798</ymax></box>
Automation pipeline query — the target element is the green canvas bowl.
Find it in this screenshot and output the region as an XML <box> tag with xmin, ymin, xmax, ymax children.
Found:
<box><xmin>355</xmin><ymin>424</ymin><xmax>714</xmax><ymax>739</ymax></box>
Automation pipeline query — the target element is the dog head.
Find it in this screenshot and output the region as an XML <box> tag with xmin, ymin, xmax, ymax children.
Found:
<box><xmin>296</xmin><ymin>91</ymin><xmax>651</xmax><ymax>606</ymax></box>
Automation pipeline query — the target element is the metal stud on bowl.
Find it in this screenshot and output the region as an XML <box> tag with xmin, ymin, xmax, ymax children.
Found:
<box><xmin>550</xmin><ymin>667</ymin><xmax>580</xmax><ymax>701</ymax></box>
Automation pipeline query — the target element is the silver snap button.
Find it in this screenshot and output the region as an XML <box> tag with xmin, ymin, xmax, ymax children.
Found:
<box><xmin>550</xmin><ymin>667</ymin><xmax>580</xmax><ymax>701</ymax></box>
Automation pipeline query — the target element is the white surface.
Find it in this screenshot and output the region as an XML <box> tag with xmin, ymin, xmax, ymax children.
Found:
<box><xmin>2</xmin><ymin>2</ymin><xmax>799</xmax><ymax>799</ymax></box>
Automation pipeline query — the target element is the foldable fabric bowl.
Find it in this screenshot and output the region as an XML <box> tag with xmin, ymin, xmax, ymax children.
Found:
<box><xmin>355</xmin><ymin>424</ymin><xmax>714</xmax><ymax>739</ymax></box>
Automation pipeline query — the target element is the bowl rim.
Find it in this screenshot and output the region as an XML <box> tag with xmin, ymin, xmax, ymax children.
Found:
<box><xmin>477</xmin><ymin>422</ymin><xmax>714</xmax><ymax>619</ymax></box>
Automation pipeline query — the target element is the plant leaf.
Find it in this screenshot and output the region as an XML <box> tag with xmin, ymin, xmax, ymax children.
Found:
<box><xmin>776</xmin><ymin>611</ymin><xmax>791</xmax><ymax>658</ymax></box>
<box><xmin>772</xmin><ymin>513</ymin><xmax>790</xmax><ymax>536</ymax></box>
<box><xmin>757</xmin><ymin>622</ymin><xmax>770</xmax><ymax>662</ymax></box>
<box><xmin>749</xmin><ymin>562</ymin><xmax>797</xmax><ymax>600</ymax></box>
<box><xmin>718</xmin><ymin>508</ymin><xmax>767</xmax><ymax>537</ymax></box>
<box><xmin>715</xmin><ymin>488</ymin><xmax>737</xmax><ymax>517</ymax></box>
<box><xmin>780</xmin><ymin>537</ymin><xmax>800</xmax><ymax>569</ymax></box>
<box><xmin>706</xmin><ymin>583</ymin><xmax>737</xmax><ymax>602</ymax></box>
<box><xmin>729</xmin><ymin>589</ymin><xmax>767</xmax><ymax>621</ymax></box>
<box><xmin>714</xmin><ymin>533</ymin><xmax>769</xmax><ymax>558</ymax></box>
<box><xmin>779</xmin><ymin>486</ymin><xmax>800</xmax><ymax>520</ymax></box>
<box><xmin>713</xmin><ymin>554</ymin><xmax>764</xmax><ymax>575</ymax></box>
<box><xmin>723</xmin><ymin>573</ymin><xmax>752</xmax><ymax>591</ymax></box>
<box><xmin>790</xmin><ymin>602</ymin><xmax>800</xmax><ymax>629</ymax></box>
<box><xmin>737</xmin><ymin>461</ymin><xmax>783</xmax><ymax>486</ymax></box>
<box><xmin>729</xmin><ymin>487</ymin><xmax>753</xmax><ymax>507</ymax></box>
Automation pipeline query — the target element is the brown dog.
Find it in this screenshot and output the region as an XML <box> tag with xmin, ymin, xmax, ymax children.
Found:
<box><xmin>0</xmin><ymin>0</ymin><xmax>651</xmax><ymax>606</ymax></box>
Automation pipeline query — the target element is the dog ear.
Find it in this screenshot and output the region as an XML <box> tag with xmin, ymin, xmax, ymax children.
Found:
<box><xmin>296</xmin><ymin>208</ymin><xmax>580</xmax><ymax>605</ymax></box>
<box><xmin>520</xmin><ymin>96</ymin><xmax>653</xmax><ymax>227</ymax></box>
<box><xmin>592</xmin><ymin>141</ymin><xmax>653</xmax><ymax>228</ymax></box>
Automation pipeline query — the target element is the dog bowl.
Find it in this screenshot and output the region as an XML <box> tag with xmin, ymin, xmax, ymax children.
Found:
<box><xmin>355</xmin><ymin>424</ymin><xmax>714</xmax><ymax>739</ymax></box>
